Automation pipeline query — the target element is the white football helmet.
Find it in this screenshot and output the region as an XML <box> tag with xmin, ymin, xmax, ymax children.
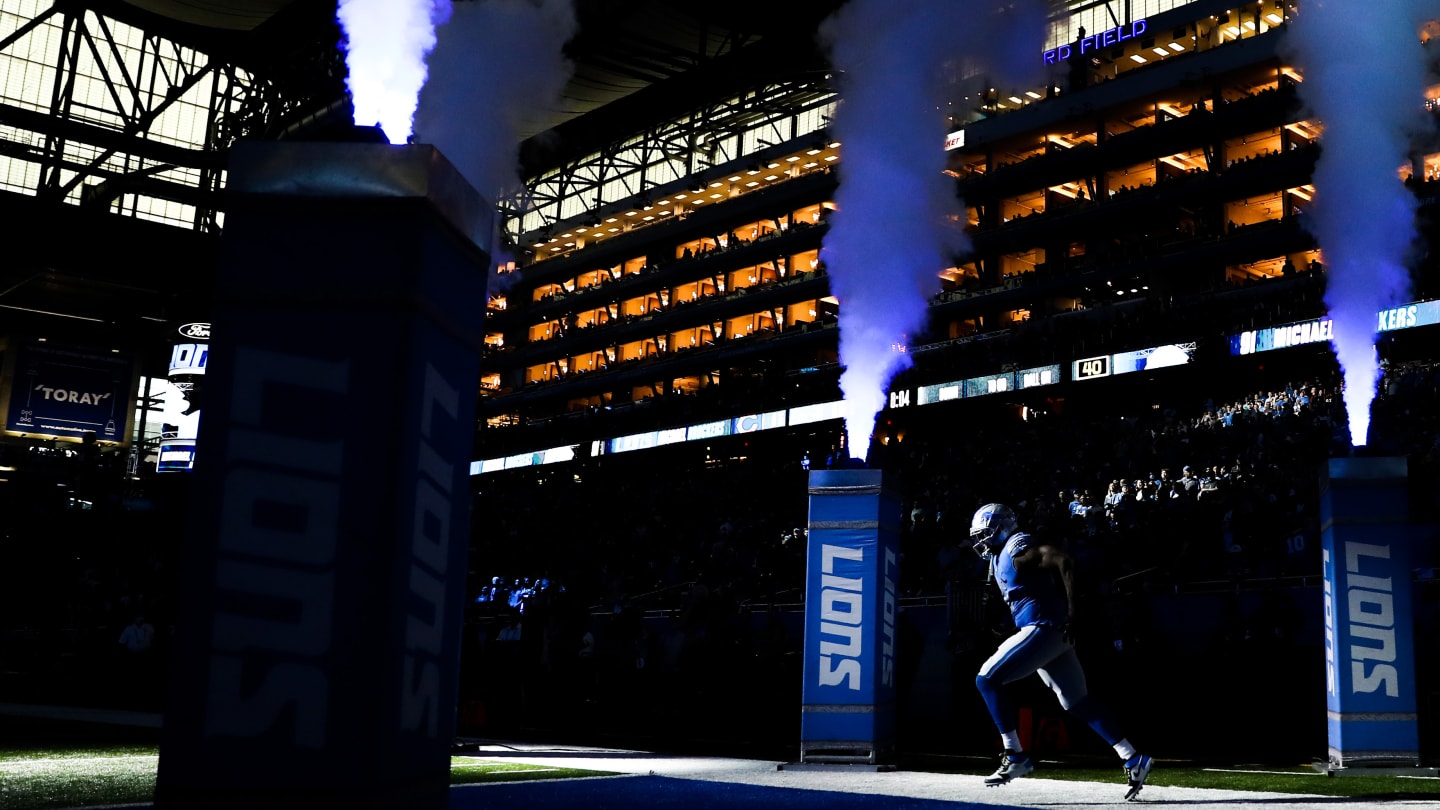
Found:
<box><xmin>970</xmin><ymin>503</ymin><xmax>1018</xmax><ymax>558</ymax></box>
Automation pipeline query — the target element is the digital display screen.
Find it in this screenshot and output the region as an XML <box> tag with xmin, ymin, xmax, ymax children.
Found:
<box><xmin>1016</xmin><ymin>364</ymin><xmax>1061</xmax><ymax>389</ymax></box>
<box><xmin>789</xmin><ymin>399</ymin><xmax>845</xmax><ymax>426</ymax></box>
<box><xmin>686</xmin><ymin>420</ymin><xmax>730</xmax><ymax>441</ymax></box>
<box><xmin>1230</xmin><ymin>298</ymin><xmax>1440</xmax><ymax>355</ymax></box>
<box><xmin>964</xmin><ymin>373</ymin><xmax>1014</xmax><ymax>398</ymax></box>
<box><xmin>1112</xmin><ymin>342</ymin><xmax>1195</xmax><ymax>375</ymax></box>
<box><xmin>731</xmin><ymin>410</ymin><xmax>786</xmax><ymax>433</ymax></box>
<box><xmin>1231</xmin><ymin>318</ymin><xmax>1332</xmax><ymax>355</ymax></box>
<box><xmin>916</xmin><ymin>381</ymin><xmax>962</xmax><ymax>405</ymax></box>
<box><xmin>1072</xmin><ymin>355</ymin><xmax>1110</xmax><ymax>380</ymax></box>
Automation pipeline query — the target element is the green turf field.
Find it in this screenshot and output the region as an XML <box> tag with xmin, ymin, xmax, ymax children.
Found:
<box><xmin>0</xmin><ymin>745</ymin><xmax>614</xmax><ymax>810</ymax></box>
<box><xmin>1014</xmin><ymin>764</ymin><xmax>1440</xmax><ymax>800</ymax></box>
<box><xmin>4</xmin><ymin>744</ymin><xmax>1439</xmax><ymax>810</ymax></box>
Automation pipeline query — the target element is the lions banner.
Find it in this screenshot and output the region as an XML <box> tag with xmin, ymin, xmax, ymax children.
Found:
<box><xmin>156</xmin><ymin>143</ymin><xmax>491</xmax><ymax>810</ymax></box>
<box><xmin>1320</xmin><ymin>457</ymin><xmax>1421</xmax><ymax>769</ymax></box>
<box><xmin>801</xmin><ymin>468</ymin><xmax>901</xmax><ymax>765</ymax></box>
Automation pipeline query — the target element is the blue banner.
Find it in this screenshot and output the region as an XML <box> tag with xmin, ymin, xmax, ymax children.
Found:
<box><xmin>157</xmin><ymin>143</ymin><xmax>489</xmax><ymax>809</ymax></box>
<box><xmin>801</xmin><ymin>469</ymin><xmax>900</xmax><ymax>764</ymax></box>
<box><xmin>1320</xmin><ymin>457</ymin><xmax>1420</xmax><ymax>768</ymax></box>
<box><xmin>4</xmin><ymin>340</ymin><xmax>132</xmax><ymax>443</ymax></box>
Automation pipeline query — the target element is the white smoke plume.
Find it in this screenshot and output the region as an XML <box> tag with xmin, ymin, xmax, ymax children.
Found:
<box><xmin>415</xmin><ymin>0</ymin><xmax>578</xmax><ymax>204</ymax></box>
<box><xmin>820</xmin><ymin>0</ymin><xmax>1045</xmax><ymax>460</ymax></box>
<box><xmin>1287</xmin><ymin>1</ymin><xmax>1431</xmax><ymax>447</ymax></box>
<box><xmin>337</xmin><ymin>0</ymin><xmax>452</xmax><ymax>143</ymax></box>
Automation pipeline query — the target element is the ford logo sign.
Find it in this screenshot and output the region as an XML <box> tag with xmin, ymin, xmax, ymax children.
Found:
<box><xmin>178</xmin><ymin>322</ymin><xmax>211</xmax><ymax>340</ymax></box>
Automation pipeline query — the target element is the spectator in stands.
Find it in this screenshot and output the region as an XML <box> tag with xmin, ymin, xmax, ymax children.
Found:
<box><xmin>118</xmin><ymin>613</ymin><xmax>153</xmax><ymax>654</ymax></box>
<box><xmin>1179</xmin><ymin>466</ymin><xmax>1200</xmax><ymax>494</ymax></box>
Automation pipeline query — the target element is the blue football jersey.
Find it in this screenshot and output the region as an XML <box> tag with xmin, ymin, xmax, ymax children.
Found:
<box><xmin>990</xmin><ymin>532</ymin><xmax>1069</xmax><ymax>627</ymax></box>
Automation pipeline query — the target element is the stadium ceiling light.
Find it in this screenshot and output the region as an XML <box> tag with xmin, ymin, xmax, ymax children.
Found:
<box><xmin>1168</xmin><ymin>42</ymin><xmax>1185</xmax><ymax>51</ymax></box>
<box><xmin>1153</xmin><ymin>47</ymin><xmax>1170</xmax><ymax>56</ymax></box>
<box><xmin>0</xmin><ymin>306</ymin><xmax>101</xmax><ymax>323</ymax></box>
<box><xmin>1130</xmin><ymin>54</ymin><xmax>1148</xmax><ymax>63</ymax></box>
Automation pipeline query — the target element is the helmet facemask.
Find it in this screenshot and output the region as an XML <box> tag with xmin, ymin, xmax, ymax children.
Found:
<box><xmin>969</xmin><ymin>503</ymin><xmax>1017</xmax><ymax>558</ymax></box>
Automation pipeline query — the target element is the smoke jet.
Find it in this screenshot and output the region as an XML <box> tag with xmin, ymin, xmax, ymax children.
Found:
<box><xmin>1287</xmin><ymin>1</ymin><xmax>1431</xmax><ymax>447</ymax></box>
<box><xmin>337</xmin><ymin>0</ymin><xmax>452</xmax><ymax>143</ymax></box>
<box><xmin>820</xmin><ymin>0</ymin><xmax>1044</xmax><ymax>460</ymax></box>
<box><xmin>415</xmin><ymin>0</ymin><xmax>578</xmax><ymax>204</ymax></box>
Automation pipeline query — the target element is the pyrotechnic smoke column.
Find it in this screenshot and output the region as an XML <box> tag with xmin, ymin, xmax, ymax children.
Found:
<box><xmin>156</xmin><ymin>141</ymin><xmax>491</xmax><ymax>809</ymax></box>
<box><xmin>1320</xmin><ymin>457</ymin><xmax>1422</xmax><ymax>772</ymax></box>
<box><xmin>799</xmin><ymin>469</ymin><xmax>901</xmax><ymax>765</ymax></box>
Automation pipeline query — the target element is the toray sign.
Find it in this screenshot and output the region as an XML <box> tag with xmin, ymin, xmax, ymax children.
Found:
<box><xmin>1044</xmin><ymin>19</ymin><xmax>1148</xmax><ymax>63</ymax></box>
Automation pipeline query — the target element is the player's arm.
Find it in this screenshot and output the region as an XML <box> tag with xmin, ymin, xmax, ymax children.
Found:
<box><xmin>1012</xmin><ymin>543</ymin><xmax>1077</xmax><ymax>620</ymax></box>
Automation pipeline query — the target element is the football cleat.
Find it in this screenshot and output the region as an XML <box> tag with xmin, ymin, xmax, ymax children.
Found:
<box><xmin>1123</xmin><ymin>753</ymin><xmax>1153</xmax><ymax>801</ymax></box>
<box><xmin>984</xmin><ymin>751</ymin><xmax>1034</xmax><ymax>786</ymax></box>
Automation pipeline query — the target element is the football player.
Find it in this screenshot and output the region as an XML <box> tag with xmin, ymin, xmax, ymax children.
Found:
<box><xmin>970</xmin><ymin>502</ymin><xmax>1153</xmax><ymax>801</ymax></box>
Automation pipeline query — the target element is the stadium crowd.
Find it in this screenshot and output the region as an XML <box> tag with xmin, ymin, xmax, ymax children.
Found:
<box><xmin>474</xmin><ymin>361</ymin><xmax>1440</xmax><ymax>612</ymax></box>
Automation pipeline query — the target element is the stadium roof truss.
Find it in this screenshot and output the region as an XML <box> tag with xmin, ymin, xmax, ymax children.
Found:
<box><xmin>508</xmin><ymin>77</ymin><xmax>837</xmax><ymax>242</ymax></box>
<box><xmin>0</xmin><ymin>0</ymin><xmax>283</xmax><ymax>232</ymax></box>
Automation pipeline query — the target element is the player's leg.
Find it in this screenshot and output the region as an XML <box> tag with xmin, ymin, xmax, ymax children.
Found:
<box><xmin>1037</xmin><ymin>648</ymin><xmax>1153</xmax><ymax>800</ymax></box>
<box><xmin>975</xmin><ymin>625</ymin><xmax>1067</xmax><ymax>785</ymax></box>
